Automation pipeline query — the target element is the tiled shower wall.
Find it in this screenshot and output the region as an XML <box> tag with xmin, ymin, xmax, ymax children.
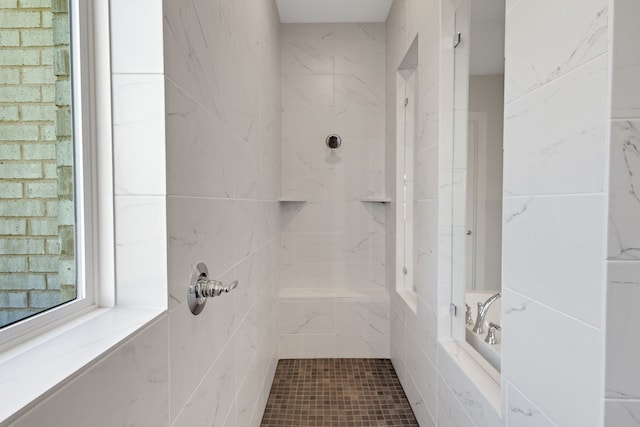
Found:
<box><xmin>278</xmin><ymin>23</ymin><xmax>389</xmax><ymax>358</ymax></box>
<box><xmin>6</xmin><ymin>1</ymin><xmax>282</xmax><ymax>426</ymax></box>
<box><xmin>604</xmin><ymin>0</ymin><xmax>640</xmax><ymax>423</ymax></box>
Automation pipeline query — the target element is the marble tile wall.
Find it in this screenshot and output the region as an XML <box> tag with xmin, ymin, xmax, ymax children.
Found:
<box><xmin>7</xmin><ymin>1</ymin><xmax>282</xmax><ymax>426</ymax></box>
<box><xmin>279</xmin><ymin>23</ymin><xmax>389</xmax><ymax>358</ymax></box>
<box><xmin>605</xmin><ymin>0</ymin><xmax>640</xmax><ymax>424</ymax></box>
<box><xmin>502</xmin><ymin>0</ymin><xmax>609</xmax><ymax>425</ymax></box>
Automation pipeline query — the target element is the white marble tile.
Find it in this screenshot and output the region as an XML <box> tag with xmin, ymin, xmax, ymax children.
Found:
<box><xmin>611</xmin><ymin>0</ymin><xmax>640</xmax><ymax>118</ymax></box>
<box><xmin>605</xmin><ymin>261</ymin><xmax>640</xmax><ymax>399</ymax></box>
<box><xmin>172</xmin><ymin>340</ymin><xmax>235</xmax><ymax>427</ymax></box>
<box><xmin>278</xmin><ymin>334</ymin><xmax>337</xmax><ymax>358</ymax></box>
<box><xmin>163</xmin><ymin>0</ymin><xmax>233</xmax><ymax>121</ymax></box>
<box><xmin>335</xmin><ymin>105</ymin><xmax>386</xmax><ymax>140</ymax></box>
<box><xmin>281</xmin><ymin>232</ymin><xmax>334</xmax><ymax>264</ymax></box>
<box><xmin>335</xmin><ymin>334</ymin><xmax>389</xmax><ymax>358</ymax></box>
<box><xmin>403</xmin><ymin>370</ymin><xmax>436</xmax><ymax>427</ymax></box>
<box><xmin>334</xmin><ymin>262</ymin><xmax>385</xmax><ymax>289</ymax></box>
<box><xmin>438</xmin><ymin>342</ymin><xmax>501</xmax><ymax>427</ymax></box>
<box><xmin>167</xmin><ymin>197</ymin><xmax>236</xmax><ymax>307</ymax></box>
<box><xmin>282</xmin><ymin>105</ymin><xmax>334</xmax><ymax>144</ymax></box>
<box><xmin>112</xmin><ymin>74</ymin><xmax>166</xmax><ymax>196</ymax></box>
<box><xmin>281</xmin><ymin>263</ymin><xmax>334</xmax><ymax>289</ymax></box>
<box><xmin>236</xmin><ymin>352</ymin><xmax>262</xmax><ymax>427</ymax></box>
<box><xmin>279</xmin><ymin>301</ymin><xmax>335</xmax><ymax>334</ymax></box>
<box><xmin>506</xmin><ymin>382</ymin><xmax>556</xmax><ymax>427</ymax></box>
<box><xmin>414</xmin><ymin>200</ymin><xmax>439</xmax><ymax>308</ymax></box>
<box><xmin>405</xmin><ymin>337</ymin><xmax>438</xmax><ymax>421</ymax></box>
<box><xmin>416</xmin><ymin>145</ymin><xmax>439</xmax><ymax>200</ymax></box>
<box><xmin>437</xmin><ymin>374</ymin><xmax>477</xmax><ymax>427</ymax></box>
<box><xmin>608</xmin><ymin>120</ymin><xmax>640</xmax><ymax>260</ymax></box>
<box><xmin>504</xmin><ymin>0</ymin><xmax>608</xmax><ymax>103</ymax></box>
<box><xmin>110</xmin><ymin>0</ymin><xmax>164</xmax><ymax>74</ymax></box>
<box><xmin>280</xmin><ymin>28</ymin><xmax>334</xmax><ymax>75</ymax></box>
<box><xmin>282</xmin><ymin>75</ymin><xmax>334</xmax><ymax>108</ymax></box>
<box><xmin>334</xmin><ymin>232</ymin><xmax>385</xmax><ymax>266</ymax></box>
<box><xmin>501</xmin><ymin>290</ymin><xmax>603</xmax><ymax>427</ymax></box>
<box><xmin>165</xmin><ymin>81</ymin><xmax>235</xmax><ymax>199</ymax></box>
<box><xmin>115</xmin><ymin>196</ymin><xmax>167</xmax><ymax>309</ymax></box>
<box><xmin>11</xmin><ymin>316</ymin><xmax>169</xmax><ymax>427</ymax></box>
<box><xmin>169</xmin><ymin>293</ymin><xmax>236</xmax><ymax>422</ymax></box>
<box><xmin>502</xmin><ymin>195</ymin><xmax>605</xmax><ymax>327</ymax></box>
<box><xmin>604</xmin><ymin>400</ymin><xmax>640</xmax><ymax>427</ymax></box>
<box><xmin>335</xmin><ymin>74</ymin><xmax>385</xmax><ymax>108</ymax></box>
<box><xmin>406</xmin><ymin>297</ymin><xmax>438</xmax><ymax>363</ymax></box>
<box><xmin>335</xmin><ymin>301</ymin><xmax>389</xmax><ymax>335</ymax></box>
<box><xmin>503</xmin><ymin>55</ymin><xmax>607</xmax><ymax>196</ymax></box>
<box><xmin>335</xmin><ymin>40</ymin><xmax>385</xmax><ymax>75</ymax></box>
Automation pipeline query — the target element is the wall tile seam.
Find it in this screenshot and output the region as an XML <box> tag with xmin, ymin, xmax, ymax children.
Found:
<box><xmin>163</xmin><ymin>76</ymin><xmax>272</xmax><ymax>146</ymax></box>
<box><xmin>502</xmin><ymin>286</ymin><xmax>604</xmax><ymax>331</ymax></box>
<box><xmin>505</xmin><ymin>379</ymin><xmax>559</xmax><ymax>427</ymax></box>
<box><xmin>504</xmin><ymin>50</ymin><xmax>609</xmax><ymax>108</ymax></box>
<box><xmin>503</xmin><ymin>192</ymin><xmax>606</xmax><ymax>199</ymax></box>
<box><xmin>165</xmin><ymin>194</ymin><xmax>280</xmax><ymax>203</ymax></box>
<box><xmin>436</xmin><ymin>370</ymin><xmax>480</xmax><ymax>427</ymax></box>
<box><xmin>406</xmin><ymin>324</ymin><xmax>438</xmax><ymax>369</ymax></box>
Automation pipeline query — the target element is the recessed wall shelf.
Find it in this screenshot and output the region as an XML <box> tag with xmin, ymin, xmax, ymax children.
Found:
<box><xmin>360</xmin><ymin>197</ymin><xmax>391</xmax><ymax>203</ymax></box>
<box><xmin>278</xmin><ymin>198</ymin><xmax>307</xmax><ymax>202</ymax></box>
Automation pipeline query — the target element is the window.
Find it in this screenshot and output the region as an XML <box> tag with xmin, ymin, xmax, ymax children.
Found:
<box><xmin>0</xmin><ymin>0</ymin><xmax>97</xmax><ymax>344</ymax></box>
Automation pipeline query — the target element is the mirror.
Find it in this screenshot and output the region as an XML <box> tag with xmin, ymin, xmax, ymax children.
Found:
<box><xmin>451</xmin><ymin>0</ymin><xmax>505</xmax><ymax>372</ymax></box>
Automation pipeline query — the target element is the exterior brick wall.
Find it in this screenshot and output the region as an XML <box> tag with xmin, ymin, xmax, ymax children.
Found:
<box><xmin>0</xmin><ymin>0</ymin><xmax>73</xmax><ymax>326</ymax></box>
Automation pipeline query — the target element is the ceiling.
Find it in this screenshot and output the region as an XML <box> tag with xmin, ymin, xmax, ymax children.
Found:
<box><xmin>275</xmin><ymin>0</ymin><xmax>394</xmax><ymax>23</ymax></box>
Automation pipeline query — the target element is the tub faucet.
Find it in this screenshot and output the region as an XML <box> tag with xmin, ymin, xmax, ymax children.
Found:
<box><xmin>472</xmin><ymin>292</ymin><xmax>501</xmax><ymax>334</ymax></box>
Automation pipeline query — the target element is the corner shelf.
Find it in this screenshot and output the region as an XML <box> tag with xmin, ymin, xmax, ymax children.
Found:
<box><xmin>360</xmin><ymin>197</ymin><xmax>391</xmax><ymax>203</ymax></box>
<box><xmin>278</xmin><ymin>198</ymin><xmax>307</xmax><ymax>202</ymax></box>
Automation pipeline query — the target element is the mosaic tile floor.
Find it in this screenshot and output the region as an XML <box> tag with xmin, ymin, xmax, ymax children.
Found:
<box><xmin>261</xmin><ymin>359</ymin><xmax>419</xmax><ymax>427</ymax></box>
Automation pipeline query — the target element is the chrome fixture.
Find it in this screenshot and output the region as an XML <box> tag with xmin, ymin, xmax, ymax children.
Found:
<box><xmin>465</xmin><ymin>303</ymin><xmax>473</xmax><ymax>326</ymax></box>
<box><xmin>187</xmin><ymin>262</ymin><xmax>238</xmax><ymax>315</ymax></box>
<box><xmin>485</xmin><ymin>322</ymin><xmax>501</xmax><ymax>345</ymax></box>
<box><xmin>325</xmin><ymin>134</ymin><xmax>342</xmax><ymax>149</ymax></box>
<box><xmin>472</xmin><ymin>292</ymin><xmax>501</xmax><ymax>334</ymax></box>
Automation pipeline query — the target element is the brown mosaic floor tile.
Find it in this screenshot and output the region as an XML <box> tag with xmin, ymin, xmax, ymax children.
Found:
<box><xmin>261</xmin><ymin>359</ymin><xmax>419</xmax><ymax>427</ymax></box>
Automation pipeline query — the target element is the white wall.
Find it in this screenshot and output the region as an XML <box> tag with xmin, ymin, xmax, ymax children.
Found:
<box><xmin>6</xmin><ymin>1</ymin><xmax>282</xmax><ymax>426</ymax></box>
<box><xmin>604</xmin><ymin>0</ymin><xmax>640</xmax><ymax>424</ymax></box>
<box><xmin>278</xmin><ymin>23</ymin><xmax>389</xmax><ymax>358</ymax></box>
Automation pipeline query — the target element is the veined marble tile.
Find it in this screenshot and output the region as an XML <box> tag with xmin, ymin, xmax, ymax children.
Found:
<box><xmin>334</xmin><ymin>262</ymin><xmax>385</xmax><ymax>289</ymax></box>
<box><xmin>604</xmin><ymin>400</ymin><xmax>640</xmax><ymax>427</ymax></box>
<box><xmin>278</xmin><ymin>334</ymin><xmax>337</xmax><ymax>358</ymax></box>
<box><xmin>280</xmin><ymin>263</ymin><xmax>335</xmax><ymax>289</ymax></box>
<box><xmin>504</xmin><ymin>0</ymin><xmax>608</xmax><ymax>103</ymax></box>
<box><xmin>335</xmin><ymin>105</ymin><xmax>386</xmax><ymax>139</ymax></box>
<box><xmin>335</xmin><ymin>40</ymin><xmax>385</xmax><ymax>75</ymax></box>
<box><xmin>335</xmin><ymin>334</ymin><xmax>389</xmax><ymax>358</ymax></box>
<box><xmin>334</xmin><ymin>232</ymin><xmax>385</xmax><ymax>266</ymax></box>
<box><xmin>406</xmin><ymin>297</ymin><xmax>438</xmax><ymax>364</ymax></box>
<box><xmin>165</xmin><ymin>81</ymin><xmax>235</xmax><ymax>199</ymax></box>
<box><xmin>280</xmin><ymin>38</ymin><xmax>334</xmax><ymax>76</ymax></box>
<box><xmin>503</xmin><ymin>55</ymin><xmax>607</xmax><ymax>196</ymax></box>
<box><xmin>163</xmin><ymin>0</ymin><xmax>233</xmax><ymax>121</ymax></box>
<box><xmin>336</xmin><ymin>301</ymin><xmax>389</xmax><ymax>335</ymax></box>
<box><xmin>335</xmin><ymin>74</ymin><xmax>385</xmax><ymax>108</ymax></box>
<box><xmin>172</xmin><ymin>340</ymin><xmax>235</xmax><ymax>427</ymax></box>
<box><xmin>506</xmin><ymin>382</ymin><xmax>556</xmax><ymax>427</ymax></box>
<box><xmin>112</xmin><ymin>74</ymin><xmax>166</xmax><ymax>196</ymax></box>
<box><xmin>608</xmin><ymin>120</ymin><xmax>640</xmax><ymax>260</ymax></box>
<box><xmin>502</xmin><ymin>195</ymin><xmax>604</xmax><ymax>327</ymax></box>
<box><xmin>501</xmin><ymin>290</ymin><xmax>602</xmax><ymax>427</ymax></box>
<box><xmin>282</xmin><ymin>75</ymin><xmax>334</xmax><ymax>108</ymax></box>
<box><xmin>605</xmin><ymin>261</ymin><xmax>640</xmax><ymax>399</ymax></box>
<box><xmin>406</xmin><ymin>337</ymin><xmax>438</xmax><ymax>421</ymax></box>
<box><xmin>9</xmin><ymin>316</ymin><xmax>169</xmax><ymax>427</ymax></box>
<box><xmin>281</xmin><ymin>232</ymin><xmax>334</xmax><ymax>264</ymax></box>
<box><xmin>611</xmin><ymin>0</ymin><xmax>640</xmax><ymax>118</ymax></box>
<box><xmin>403</xmin><ymin>373</ymin><xmax>436</xmax><ymax>427</ymax></box>
<box><xmin>279</xmin><ymin>301</ymin><xmax>335</xmax><ymax>334</ymax></box>
<box><xmin>437</xmin><ymin>374</ymin><xmax>477</xmax><ymax>427</ymax></box>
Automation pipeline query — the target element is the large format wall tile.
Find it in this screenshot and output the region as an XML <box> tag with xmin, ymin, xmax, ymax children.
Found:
<box><xmin>611</xmin><ymin>0</ymin><xmax>640</xmax><ymax>118</ymax></box>
<box><xmin>502</xmin><ymin>290</ymin><xmax>602</xmax><ymax>427</ymax></box>
<box><xmin>504</xmin><ymin>0</ymin><xmax>608</xmax><ymax>103</ymax></box>
<box><xmin>502</xmin><ymin>195</ymin><xmax>604</xmax><ymax>327</ymax></box>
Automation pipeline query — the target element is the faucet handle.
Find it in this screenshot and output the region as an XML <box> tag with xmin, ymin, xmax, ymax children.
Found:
<box><xmin>465</xmin><ymin>304</ymin><xmax>473</xmax><ymax>325</ymax></box>
<box><xmin>485</xmin><ymin>322</ymin><xmax>501</xmax><ymax>345</ymax></box>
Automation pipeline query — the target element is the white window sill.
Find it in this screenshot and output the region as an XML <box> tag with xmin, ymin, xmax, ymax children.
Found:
<box><xmin>0</xmin><ymin>306</ymin><xmax>165</xmax><ymax>425</ymax></box>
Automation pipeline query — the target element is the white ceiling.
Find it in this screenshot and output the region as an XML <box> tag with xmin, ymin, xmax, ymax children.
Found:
<box><xmin>275</xmin><ymin>0</ymin><xmax>394</xmax><ymax>23</ymax></box>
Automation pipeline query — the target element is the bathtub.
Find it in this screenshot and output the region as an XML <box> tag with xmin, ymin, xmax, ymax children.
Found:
<box><xmin>465</xmin><ymin>290</ymin><xmax>501</xmax><ymax>373</ymax></box>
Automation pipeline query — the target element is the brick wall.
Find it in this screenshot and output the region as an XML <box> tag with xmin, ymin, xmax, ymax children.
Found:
<box><xmin>0</xmin><ymin>0</ymin><xmax>74</xmax><ymax>326</ymax></box>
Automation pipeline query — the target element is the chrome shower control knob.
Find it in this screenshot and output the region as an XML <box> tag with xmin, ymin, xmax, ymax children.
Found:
<box><xmin>188</xmin><ymin>263</ymin><xmax>239</xmax><ymax>315</ymax></box>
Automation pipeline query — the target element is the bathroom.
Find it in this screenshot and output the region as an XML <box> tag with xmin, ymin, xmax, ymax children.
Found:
<box><xmin>0</xmin><ymin>0</ymin><xmax>637</xmax><ymax>426</ymax></box>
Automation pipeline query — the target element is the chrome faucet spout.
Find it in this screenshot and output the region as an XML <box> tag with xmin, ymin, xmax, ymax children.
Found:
<box><xmin>472</xmin><ymin>292</ymin><xmax>501</xmax><ymax>334</ymax></box>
